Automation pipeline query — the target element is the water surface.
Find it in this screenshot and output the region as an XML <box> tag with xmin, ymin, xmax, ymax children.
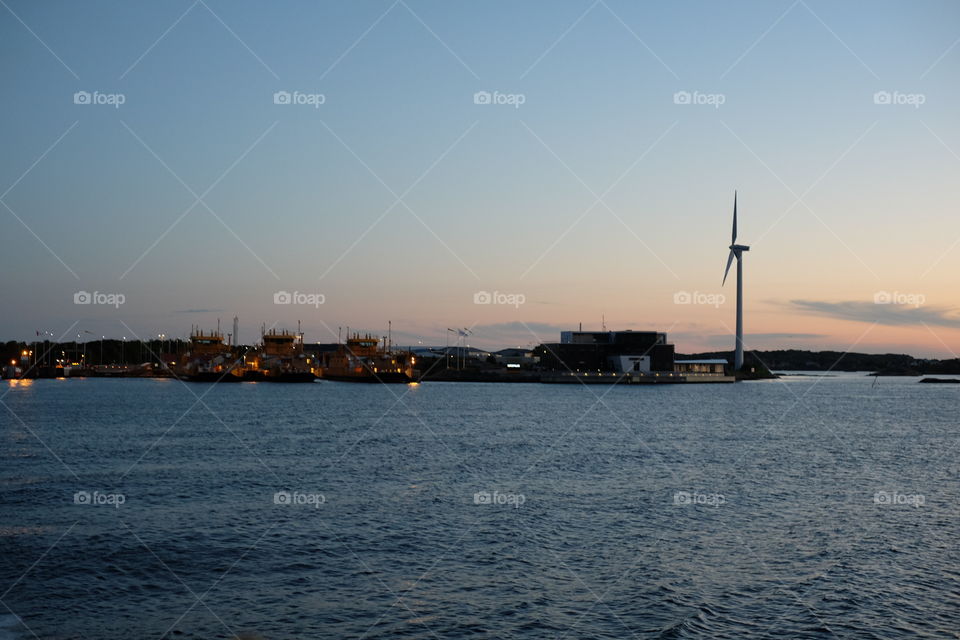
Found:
<box><xmin>1</xmin><ymin>375</ymin><xmax>958</xmax><ymax>638</ymax></box>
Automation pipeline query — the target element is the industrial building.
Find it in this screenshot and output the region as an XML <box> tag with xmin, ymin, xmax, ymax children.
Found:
<box><xmin>537</xmin><ymin>330</ymin><xmax>676</xmax><ymax>374</ymax></box>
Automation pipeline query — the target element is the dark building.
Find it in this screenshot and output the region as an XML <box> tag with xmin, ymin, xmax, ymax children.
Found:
<box><xmin>537</xmin><ymin>330</ymin><xmax>675</xmax><ymax>373</ymax></box>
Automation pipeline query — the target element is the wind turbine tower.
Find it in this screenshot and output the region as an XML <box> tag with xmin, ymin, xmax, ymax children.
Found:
<box><xmin>722</xmin><ymin>192</ymin><xmax>750</xmax><ymax>372</ymax></box>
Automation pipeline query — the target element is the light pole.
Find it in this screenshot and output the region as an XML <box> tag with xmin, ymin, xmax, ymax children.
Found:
<box><xmin>457</xmin><ymin>328</ymin><xmax>471</xmax><ymax>370</ymax></box>
<box><xmin>83</xmin><ymin>330</ymin><xmax>93</xmax><ymax>367</ymax></box>
<box><xmin>121</xmin><ymin>337</ymin><xmax>126</xmax><ymax>364</ymax></box>
<box><xmin>446</xmin><ymin>328</ymin><xmax>456</xmax><ymax>370</ymax></box>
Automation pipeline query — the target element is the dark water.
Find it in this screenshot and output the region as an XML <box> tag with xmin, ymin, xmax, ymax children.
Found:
<box><xmin>1</xmin><ymin>374</ymin><xmax>958</xmax><ymax>639</ymax></box>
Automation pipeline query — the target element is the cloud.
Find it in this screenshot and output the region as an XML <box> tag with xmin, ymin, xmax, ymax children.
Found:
<box><xmin>789</xmin><ymin>300</ymin><xmax>960</xmax><ymax>328</ymax></box>
<box><xmin>750</xmin><ymin>332</ymin><xmax>824</xmax><ymax>339</ymax></box>
<box><xmin>750</xmin><ymin>332</ymin><xmax>826</xmax><ymax>339</ymax></box>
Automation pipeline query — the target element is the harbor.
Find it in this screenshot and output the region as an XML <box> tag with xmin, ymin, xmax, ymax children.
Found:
<box><xmin>3</xmin><ymin>194</ymin><xmax>761</xmax><ymax>386</ymax></box>
<box><xmin>2</xmin><ymin>325</ymin><xmax>747</xmax><ymax>384</ymax></box>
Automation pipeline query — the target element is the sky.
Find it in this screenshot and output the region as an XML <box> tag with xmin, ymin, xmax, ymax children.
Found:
<box><xmin>1</xmin><ymin>0</ymin><xmax>958</xmax><ymax>357</ymax></box>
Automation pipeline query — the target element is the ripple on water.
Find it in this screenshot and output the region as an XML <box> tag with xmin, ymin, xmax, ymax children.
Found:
<box><xmin>1</xmin><ymin>377</ymin><xmax>958</xmax><ymax>638</ymax></box>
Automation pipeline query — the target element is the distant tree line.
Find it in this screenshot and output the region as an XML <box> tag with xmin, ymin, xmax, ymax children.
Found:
<box><xmin>1</xmin><ymin>339</ymin><xmax>190</xmax><ymax>368</ymax></box>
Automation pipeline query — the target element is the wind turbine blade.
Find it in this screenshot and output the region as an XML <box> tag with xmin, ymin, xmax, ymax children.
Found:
<box><xmin>732</xmin><ymin>191</ymin><xmax>738</xmax><ymax>244</ymax></box>
<box><xmin>722</xmin><ymin>250</ymin><xmax>735</xmax><ymax>285</ymax></box>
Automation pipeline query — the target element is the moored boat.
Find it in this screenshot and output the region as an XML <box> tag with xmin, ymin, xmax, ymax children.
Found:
<box><xmin>243</xmin><ymin>327</ymin><xmax>316</xmax><ymax>382</ymax></box>
<box><xmin>178</xmin><ymin>328</ymin><xmax>245</xmax><ymax>382</ymax></box>
<box><xmin>320</xmin><ymin>333</ymin><xmax>417</xmax><ymax>383</ymax></box>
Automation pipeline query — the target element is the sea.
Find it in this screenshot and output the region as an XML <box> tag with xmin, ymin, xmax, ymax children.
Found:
<box><xmin>1</xmin><ymin>373</ymin><xmax>958</xmax><ymax>639</ymax></box>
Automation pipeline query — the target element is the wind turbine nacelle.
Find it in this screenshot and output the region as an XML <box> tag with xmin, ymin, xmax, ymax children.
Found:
<box><xmin>730</xmin><ymin>244</ymin><xmax>750</xmax><ymax>252</ymax></box>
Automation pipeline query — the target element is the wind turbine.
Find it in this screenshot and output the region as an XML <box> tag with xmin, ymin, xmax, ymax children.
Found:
<box><xmin>722</xmin><ymin>191</ymin><xmax>750</xmax><ymax>373</ymax></box>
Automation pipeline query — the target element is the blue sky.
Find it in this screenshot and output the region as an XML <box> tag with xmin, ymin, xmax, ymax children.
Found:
<box><xmin>2</xmin><ymin>1</ymin><xmax>959</xmax><ymax>355</ymax></box>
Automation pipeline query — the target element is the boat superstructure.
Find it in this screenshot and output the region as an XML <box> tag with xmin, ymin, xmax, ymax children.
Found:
<box><xmin>244</xmin><ymin>327</ymin><xmax>315</xmax><ymax>382</ymax></box>
<box><xmin>320</xmin><ymin>333</ymin><xmax>417</xmax><ymax>383</ymax></box>
<box><xmin>179</xmin><ymin>327</ymin><xmax>243</xmax><ymax>381</ymax></box>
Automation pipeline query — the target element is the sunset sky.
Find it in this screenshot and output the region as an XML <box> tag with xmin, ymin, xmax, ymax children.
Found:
<box><xmin>2</xmin><ymin>1</ymin><xmax>958</xmax><ymax>356</ymax></box>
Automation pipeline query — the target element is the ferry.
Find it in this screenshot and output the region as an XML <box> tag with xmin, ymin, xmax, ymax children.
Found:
<box><xmin>243</xmin><ymin>327</ymin><xmax>316</xmax><ymax>383</ymax></box>
<box><xmin>320</xmin><ymin>333</ymin><xmax>417</xmax><ymax>383</ymax></box>
<box><xmin>179</xmin><ymin>328</ymin><xmax>244</xmax><ymax>382</ymax></box>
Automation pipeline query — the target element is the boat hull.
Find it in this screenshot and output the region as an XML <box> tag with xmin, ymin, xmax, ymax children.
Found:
<box><xmin>321</xmin><ymin>372</ymin><xmax>412</xmax><ymax>383</ymax></box>
<box><xmin>263</xmin><ymin>372</ymin><xmax>317</xmax><ymax>383</ymax></box>
<box><xmin>185</xmin><ymin>371</ymin><xmax>244</xmax><ymax>383</ymax></box>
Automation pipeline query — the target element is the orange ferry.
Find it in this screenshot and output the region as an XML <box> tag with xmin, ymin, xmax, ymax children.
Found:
<box><xmin>320</xmin><ymin>333</ymin><xmax>417</xmax><ymax>383</ymax></box>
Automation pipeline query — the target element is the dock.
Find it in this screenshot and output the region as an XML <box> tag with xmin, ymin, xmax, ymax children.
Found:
<box><xmin>539</xmin><ymin>371</ymin><xmax>735</xmax><ymax>384</ymax></box>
